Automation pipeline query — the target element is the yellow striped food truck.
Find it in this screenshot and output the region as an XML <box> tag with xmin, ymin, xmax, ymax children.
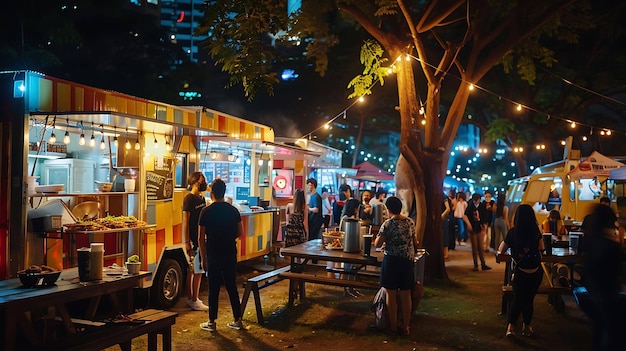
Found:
<box><xmin>0</xmin><ymin>70</ymin><xmax>283</xmax><ymax>308</ymax></box>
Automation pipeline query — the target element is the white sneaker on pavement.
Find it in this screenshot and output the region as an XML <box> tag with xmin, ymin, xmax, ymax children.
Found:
<box><xmin>200</xmin><ymin>321</ymin><xmax>216</xmax><ymax>332</ymax></box>
<box><xmin>187</xmin><ymin>299</ymin><xmax>209</xmax><ymax>311</ymax></box>
<box><xmin>227</xmin><ymin>319</ymin><xmax>243</xmax><ymax>330</ymax></box>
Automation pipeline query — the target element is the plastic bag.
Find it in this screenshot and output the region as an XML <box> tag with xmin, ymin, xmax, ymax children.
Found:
<box><xmin>371</xmin><ymin>287</ymin><xmax>389</xmax><ymax>330</ymax></box>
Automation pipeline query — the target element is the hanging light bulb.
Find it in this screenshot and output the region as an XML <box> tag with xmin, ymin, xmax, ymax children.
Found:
<box><xmin>153</xmin><ymin>131</ymin><xmax>158</xmax><ymax>149</ymax></box>
<box><xmin>228</xmin><ymin>150</ymin><xmax>236</xmax><ymax>162</ymax></box>
<box><xmin>113</xmin><ymin>126</ymin><xmax>118</xmax><ymax>147</ymax></box>
<box><xmin>124</xmin><ymin>127</ymin><xmax>131</xmax><ymax>149</ymax></box>
<box><xmin>63</xmin><ymin>118</ymin><xmax>71</xmax><ymax>145</ymax></box>
<box><xmin>468</xmin><ymin>83</ymin><xmax>475</xmax><ymax>91</ymax></box>
<box><xmin>209</xmin><ymin>151</ymin><xmax>218</xmax><ymax>160</ymax></box>
<box><xmin>89</xmin><ymin>122</ymin><xmax>96</xmax><ymax>147</ymax></box>
<box><xmin>570</xmin><ymin>121</ymin><xmax>576</xmax><ymax>128</ymax></box>
<box><xmin>100</xmin><ymin>124</ymin><xmax>106</xmax><ymax>150</ymax></box>
<box><xmin>165</xmin><ymin>136</ymin><xmax>172</xmax><ymax>151</ymax></box>
<box><xmin>516</xmin><ymin>104</ymin><xmax>522</xmax><ymax>111</ymax></box>
<box><xmin>79</xmin><ymin>121</ymin><xmax>85</xmax><ymax>145</ymax></box>
<box><xmin>135</xmin><ymin>132</ymin><xmax>141</xmax><ymax>150</ymax></box>
<box><xmin>49</xmin><ymin>117</ymin><xmax>57</xmax><ymax>144</ymax></box>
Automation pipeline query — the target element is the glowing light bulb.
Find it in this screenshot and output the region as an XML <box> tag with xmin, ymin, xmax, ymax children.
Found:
<box><xmin>90</xmin><ymin>134</ymin><xmax>96</xmax><ymax>147</ymax></box>
<box><xmin>582</xmin><ymin>136</ymin><xmax>588</xmax><ymax>141</ymax></box>
<box><xmin>100</xmin><ymin>137</ymin><xmax>106</xmax><ymax>150</ymax></box>
<box><xmin>49</xmin><ymin>132</ymin><xmax>56</xmax><ymax>145</ymax></box>
<box><xmin>113</xmin><ymin>136</ymin><xmax>118</xmax><ymax>147</ymax></box>
<box><xmin>125</xmin><ymin>139</ymin><xmax>131</xmax><ymax>150</ymax></box>
<box><xmin>154</xmin><ymin>138</ymin><xmax>158</xmax><ymax>149</ymax></box>
<box><xmin>64</xmin><ymin>131</ymin><xmax>71</xmax><ymax>145</ymax></box>
<box><xmin>79</xmin><ymin>133</ymin><xmax>86</xmax><ymax>145</ymax></box>
<box><xmin>468</xmin><ymin>84</ymin><xmax>474</xmax><ymax>91</ymax></box>
<box><xmin>570</xmin><ymin>121</ymin><xmax>576</xmax><ymax>128</ymax></box>
<box><xmin>134</xmin><ymin>139</ymin><xmax>140</xmax><ymax>150</ymax></box>
<box><xmin>516</xmin><ymin>104</ymin><xmax>522</xmax><ymax>111</ymax></box>
<box><xmin>606</xmin><ymin>130</ymin><xmax>612</xmax><ymax>136</ymax></box>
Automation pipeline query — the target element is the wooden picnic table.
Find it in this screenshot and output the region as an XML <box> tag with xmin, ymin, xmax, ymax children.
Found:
<box><xmin>279</xmin><ymin>239</ymin><xmax>383</xmax><ymax>305</ymax></box>
<box><xmin>0</xmin><ymin>267</ymin><xmax>150</xmax><ymax>350</ymax></box>
<box><xmin>496</xmin><ymin>247</ymin><xmax>584</xmax><ymax>313</ymax></box>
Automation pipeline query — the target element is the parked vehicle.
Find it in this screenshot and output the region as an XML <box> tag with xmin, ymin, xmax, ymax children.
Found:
<box><xmin>0</xmin><ymin>71</ymin><xmax>283</xmax><ymax>308</ymax></box>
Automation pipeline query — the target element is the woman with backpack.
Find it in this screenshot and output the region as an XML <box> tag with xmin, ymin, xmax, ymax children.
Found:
<box><xmin>496</xmin><ymin>204</ymin><xmax>545</xmax><ymax>338</ymax></box>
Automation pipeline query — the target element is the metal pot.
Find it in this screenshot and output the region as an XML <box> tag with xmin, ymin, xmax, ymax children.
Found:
<box><xmin>342</xmin><ymin>218</ymin><xmax>361</xmax><ymax>253</ymax></box>
<box><xmin>372</xmin><ymin>204</ymin><xmax>384</xmax><ymax>225</ymax></box>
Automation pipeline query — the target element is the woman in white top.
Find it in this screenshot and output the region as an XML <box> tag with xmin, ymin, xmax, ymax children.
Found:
<box><xmin>454</xmin><ymin>192</ymin><xmax>468</xmax><ymax>245</ymax></box>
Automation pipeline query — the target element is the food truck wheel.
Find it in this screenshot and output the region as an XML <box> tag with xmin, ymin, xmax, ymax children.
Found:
<box><xmin>151</xmin><ymin>259</ymin><xmax>183</xmax><ymax>309</ymax></box>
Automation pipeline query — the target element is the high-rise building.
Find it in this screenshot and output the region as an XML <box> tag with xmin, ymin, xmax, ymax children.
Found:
<box><xmin>160</xmin><ymin>0</ymin><xmax>209</xmax><ymax>63</ymax></box>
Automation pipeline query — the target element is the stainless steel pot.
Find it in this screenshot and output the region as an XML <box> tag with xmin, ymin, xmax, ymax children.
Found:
<box><xmin>372</xmin><ymin>204</ymin><xmax>384</xmax><ymax>225</ymax></box>
<box><xmin>342</xmin><ymin>218</ymin><xmax>361</xmax><ymax>253</ymax></box>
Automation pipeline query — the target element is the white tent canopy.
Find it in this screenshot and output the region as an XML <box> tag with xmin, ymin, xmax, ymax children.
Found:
<box><xmin>567</xmin><ymin>151</ymin><xmax>625</xmax><ymax>179</ymax></box>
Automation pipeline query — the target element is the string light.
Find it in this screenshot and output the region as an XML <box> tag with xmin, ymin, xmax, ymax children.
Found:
<box><xmin>399</xmin><ymin>53</ymin><xmax>626</xmax><ymax>138</ymax></box>
<box><xmin>582</xmin><ymin>136</ymin><xmax>588</xmax><ymax>141</ymax></box>
<box><xmin>570</xmin><ymin>121</ymin><xmax>576</xmax><ymax>128</ymax></box>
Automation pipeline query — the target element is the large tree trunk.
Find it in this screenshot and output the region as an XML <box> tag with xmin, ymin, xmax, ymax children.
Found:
<box><xmin>393</xmin><ymin>56</ymin><xmax>448</xmax><ymax>281</ymax></box>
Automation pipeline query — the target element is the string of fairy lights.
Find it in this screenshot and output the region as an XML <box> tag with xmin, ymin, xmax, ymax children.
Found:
<box><xmin>302</xmin><ymin>51</ymin><xmax>626</xmax><ymax>151</ymax></box>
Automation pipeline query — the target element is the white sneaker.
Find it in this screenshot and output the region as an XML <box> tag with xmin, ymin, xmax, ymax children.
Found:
<box><xmin>227</xmin><ymin>319</ymin><xmax>243</xmax><ymax>330</ymax></box>
<box><xmin>200</xmin><ymin>321</ymin><xmax>216</xmax><ymax>332</ymax></box>
<box><xmin>188</xmin><ymin>299</ymin><xmax>209</xmax><ymax>311</ymax></box>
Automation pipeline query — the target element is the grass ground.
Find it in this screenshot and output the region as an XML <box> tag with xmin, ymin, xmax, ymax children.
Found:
<box><xmin>108</xmin><ymin>244</ymin><xmax>593</xmax><ymax>351</ymax></box>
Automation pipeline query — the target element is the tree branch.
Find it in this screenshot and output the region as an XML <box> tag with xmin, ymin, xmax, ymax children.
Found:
<box><xmin>416</xmin><ymin>0</ymin><xmax>466</xmax><ymax>33</ymax></box>
<box><xmin>337</xmin><ymin>3</ymin><xmax>404</xmax><ymax>50</ymax></box>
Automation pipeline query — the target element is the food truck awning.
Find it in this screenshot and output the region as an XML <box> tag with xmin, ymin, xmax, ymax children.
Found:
<box><xmin>30</xmin><ymin>111</ymin><xmax>228</xmax><ymax>138</ymax></box>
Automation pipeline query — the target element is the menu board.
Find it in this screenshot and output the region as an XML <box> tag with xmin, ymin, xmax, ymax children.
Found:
<box><xmin>236</xmin><ymin>186</ymin><xmax>250</xmax><ymax>201</ymax></box>
<box><xmin>147</xmin><ymin>157</ymin><xmax>174</xmax><ymax>200</ymax></box>
<box><xmin>214</xmin><ymin>163</ymin><xmax>230</xmax><ymax>182</ymax></box>
<box><xmin>243</xmin><ymin>163</ymin><xmax>251</xmax><ymax>184</ymax></box>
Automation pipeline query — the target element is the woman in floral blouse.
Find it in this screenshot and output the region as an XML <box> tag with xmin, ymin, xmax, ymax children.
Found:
<box><xmin>374</xmin><ymin>196</ymin><xmax>418</xmax><ymax>336</ymax></box>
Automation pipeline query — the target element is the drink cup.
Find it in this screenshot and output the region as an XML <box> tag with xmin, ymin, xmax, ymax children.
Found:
<box><xmin>124</xmin><ymin>179</ymin><xmax>136</xmax><ymax>192</ymax></box>
<box><xmin>543</xmin><ymin>233</ymin><xmax>552</xmax><ymax>255</ymax></box>
<box><xmin>363</xmin><ymin>235</ymin><xmax>373</xmax><ymax>256</ymax></box>
<box><xmin>570</xmin><ymin>234</ymin><xmax>580</xmax><ymax>252</ymax></box>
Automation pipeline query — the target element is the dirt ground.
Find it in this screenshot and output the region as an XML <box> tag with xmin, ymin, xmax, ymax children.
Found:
<box><xmin>108</xmin><ymin>245</ymin><xmax>593</xmax><ymax>351</ymax></box>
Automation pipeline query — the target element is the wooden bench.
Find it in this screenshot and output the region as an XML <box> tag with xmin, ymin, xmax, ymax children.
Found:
<box><xmin>501</xmin><ymin>285</ymin><xmax>572</xmax><ymax>314</ymax></box>
<box><xmin>241</xmin><ymin>265</ymin><xmax>290</xmax><ymax>324</ymax></box>
<box><xmin>279</xmin><ymin>271</ymin><xmax>379</xmax><ymax>306</ymax></box>
<box><xmin>55</xmin><ymin>309</ymin><xmax>178</xmax><ymax>351</ymax></box>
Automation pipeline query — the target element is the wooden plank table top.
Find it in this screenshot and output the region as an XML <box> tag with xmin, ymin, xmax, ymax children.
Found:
<box><xmin>0</xmin><ymin>268</ymin><xmax>150</xmax><ymax>351</ymax></box>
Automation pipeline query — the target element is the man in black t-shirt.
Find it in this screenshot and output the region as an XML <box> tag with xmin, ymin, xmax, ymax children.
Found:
<box><xmin>198</xmin><ymin>179</ymin><xmax>243</xmax><ymax>332</ymax></box>
<box><xmin>464</xmin><ymin>193</ymin><xmax>491</xmax><ymax>271</ymax></box>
